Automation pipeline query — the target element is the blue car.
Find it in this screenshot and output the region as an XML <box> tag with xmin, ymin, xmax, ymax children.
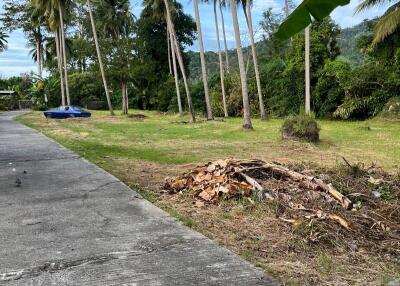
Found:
<box><xmin>43</xmin><ymin>106</ymin><xmax>91</xmax><ymax>119</ymax></box>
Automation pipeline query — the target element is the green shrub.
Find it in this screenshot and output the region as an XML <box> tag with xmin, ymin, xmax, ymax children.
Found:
<box><xmin>281</xmin><ymin>113</ymin><xmax>320</xmax><ymax>142</ymax></box>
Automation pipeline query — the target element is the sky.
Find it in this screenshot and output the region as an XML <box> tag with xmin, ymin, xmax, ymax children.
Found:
<box><xmin>0</xmin><ymin>0</ymin><xmax>390</xmax><ymax>78</ymax></box>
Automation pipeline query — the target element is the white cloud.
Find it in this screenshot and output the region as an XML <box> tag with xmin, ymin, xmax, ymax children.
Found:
<box><xmin>253</xmin><ymin>0</ymin><xmax>281</xmax><ymax>13</ymax></box>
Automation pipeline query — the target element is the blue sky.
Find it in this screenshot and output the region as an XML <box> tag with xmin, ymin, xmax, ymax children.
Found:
<box><xmin>0</xmin><ymin>0</ymin><xmax>390</xmax><ymax>78</ymax></box>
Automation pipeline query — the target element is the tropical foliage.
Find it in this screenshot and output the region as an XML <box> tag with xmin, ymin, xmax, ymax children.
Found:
<box><xmin>0</xmin><ymin>0</ymin><xmax>399</xmax><ymax>122</ymax></box>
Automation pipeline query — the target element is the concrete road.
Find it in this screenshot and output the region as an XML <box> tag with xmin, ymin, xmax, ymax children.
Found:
<box><xmin>0</xmin><ymin>111</ymin><xmax>277</xmax><ymax>285</ymax></box>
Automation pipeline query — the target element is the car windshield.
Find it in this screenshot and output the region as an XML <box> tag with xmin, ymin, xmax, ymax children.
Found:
<box><xmin>72</xmin><ymin>106</ymin><xmax>83</xmax><ymax>111</ymax></box>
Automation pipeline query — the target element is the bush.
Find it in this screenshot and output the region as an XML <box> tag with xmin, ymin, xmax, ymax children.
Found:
<box><xmin>281</xmin><ymin>113</ymin><xmax>320</xmax><ymax>142</ymax></box>
<box><xmin>379</xmin><ymin>97</ymin><xmax>400</xmax><ymax>119</ymax></box>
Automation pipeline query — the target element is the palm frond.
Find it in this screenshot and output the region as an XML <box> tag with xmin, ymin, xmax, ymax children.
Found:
<box><xmin>355</xmin><ymin>0</ymin><xmax>392</xmax><ymax>13</ymax></box>
<box><xmin>372</xmin><ymin>3</ymin><xmax>400</xmax><ymax>45</ymax></box>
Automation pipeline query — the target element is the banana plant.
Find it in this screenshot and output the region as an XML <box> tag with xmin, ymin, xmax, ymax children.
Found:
<box><xmin>276</xmin><ymin>0</ymin><xmax>350</xmax><ymax>39</ymax></box>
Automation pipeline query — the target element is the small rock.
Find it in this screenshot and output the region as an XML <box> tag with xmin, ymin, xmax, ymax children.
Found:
<box><xmin>15</xmin><ymin>178</ymin><xmax>22</xmax><ymax>187</ymax></box>
<box><xmin>23</xmin><ymin>170</ymin><xmax>27</xmax><ymax>174</ymax></box>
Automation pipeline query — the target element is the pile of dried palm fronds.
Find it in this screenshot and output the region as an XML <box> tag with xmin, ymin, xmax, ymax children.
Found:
<box><xmin>164</xmin><ymin>159</ymin><xmax>400</xmax><ymax>249</ymax></box>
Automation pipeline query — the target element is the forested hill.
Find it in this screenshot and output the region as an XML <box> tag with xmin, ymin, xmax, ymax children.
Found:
<box><xmin>187</xmin><ymin>42</ymin><xmax>267</xmax><ymax>81</ymax></box>
<box><xmin>187</xmin><ymin>20</ymin><xmax>372</xmax><ymax>81</ymax></box>
<box><xmin>337</xmin><ymin>19</ymin><xmax>372</xmax><ymax>65</ymax></box>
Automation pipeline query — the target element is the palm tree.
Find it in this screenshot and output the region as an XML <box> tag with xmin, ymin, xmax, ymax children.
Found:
<box><xmin>95</xmin><ymin>0</ymin><xmax>134</xmax><ymax>115</ymax></box>
<box><xmin>0</xmin><ymin>30</ymin><xmax>9</xmax><ymax>52</ymax></box>
<box><xmin>356</xmin><ymin>0</ymin><xmax>400</xmax><ymax>45</ymax></box>
<box><xmin>193</xmin><ymin>0</ymin><xmax>213</xmax><ymax>120</ymax></box>
<box><xmin>55</xmin><ymin>30</ymin><xmax>66</xmax><ymax>105</ymax></box>
<box><xmin>213</xmin><ymin>0</ymin><xmax>228</xmax><ymax>117</ymax></box>
<box><xmin>58</xmin><ymin>1</ymin><xmax>70</xmax><ymax>105</ymax></box>
<box><xmin>243</xmin><ymin>0</ymin><xmax>266</xmax><ymax>120</ymax></box>
<box><xmin>27</xmin><ymin>28</ymin><xmax>45</xmax><ymax>77</ymax></box>
<box><xmin>229</xmin><ymin>0</ymin><xmax>252</xmax><ymax>128</ymax></box>
<box><xmin>32</xmin><ymin>0</ymin><xmax>68</xmax><ymax>105</ymax></box>
<box><xmin>169</xmin><ymin>27</ymin><xmax>183</xmax><ymax>116</ymax></box>
<box><xmin>164</xmin><ymin>0</ymin><xmax>196</xmax><ymax>122</ymax></box>
<box><xmin>87</xmin><ymin>0</ymin><xmax>115</xmax><ymax>115</ymax></box>
<box><xmin>284</xmin><ymin>0</ymin><xmax>290</xmax><ymax>17</ymax></box>
<box><xmin>305</xmin><ymin>25</ymin><xmax>310</xmax><ymax>114</ymax></box>
<box><xmin>219</xmin><ymin>0</ymin><xmax>230</xmax><ymax>72</ymax></box>
<box><xmin>167</xmin><ymin>30</ymin><xmax>172</xmax><ymax>74</ymax></box>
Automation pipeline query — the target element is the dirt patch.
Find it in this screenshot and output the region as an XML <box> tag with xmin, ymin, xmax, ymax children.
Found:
<box><xmin>109</xmin><ymin>159</ymin><xmax>196</xmax><ymax>191</ymax></box>
<box><xmin>135</xmin><ymin>159</ymin><xmax>400</xmax><ymax>285</ymax></box>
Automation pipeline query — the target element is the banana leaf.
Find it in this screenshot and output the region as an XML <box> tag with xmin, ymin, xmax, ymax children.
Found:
<box><xmin>276</xmin><ymin>0</ymin><xmax>350</xmax><ymax>39</ymax></box>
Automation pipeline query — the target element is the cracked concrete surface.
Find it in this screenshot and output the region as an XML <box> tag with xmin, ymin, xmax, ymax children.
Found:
<box><xmin>0</xmin><ymin>111</ymin><xmax>278</xmax><ymax>285</ymax></box>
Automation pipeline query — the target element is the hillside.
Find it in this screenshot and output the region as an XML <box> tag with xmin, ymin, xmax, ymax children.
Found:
<box><xmin>337</xmin><ymin>19</ymin><xmax>373</xmax><ymax>65</ymax></box>
<box><xmin>187</xmin><ymin>42</ymin><xmax>267</xmax><ymax>81</ymax></box>
<box><xmin>187</xmin><ymin>20</ymin><xmax>372</xmax><ymax>80</ymax></box>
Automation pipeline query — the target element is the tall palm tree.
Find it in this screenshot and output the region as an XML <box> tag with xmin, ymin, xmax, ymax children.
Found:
<box><xmin>164</xmin><ymin>0</ymin><xmax>195</xmax><ymax>122</ymax></box>
<box><xmin>95</xmin><ymin>0</ymin><xmax>133</xmax><ymax>115</ymax></box>
<box><xmin>305</xmin><ymin>25</ymin><xmax>310</xmax><ymax>114</ymax></box>
<box><xmin>58</xmin><ymin>1</ymin><xmax>70</xmax><ymax>105</ymax></box>
<box><xmin>243</xmin><ymin>0</ymin><xmax>266</xmax><ymax>120</ymax></box>
<box><xmin>55</xmin><ymin>30</ymin><xmax>66</xmax><ymax>105</ymax></box>
<box><xmin>193</xmin><ymin>0</ymin><xmax>213</xmax><ymax>120</ymax></box>
<box><xmin>356</xmin><ymin>0</ymin><xmax>400</xmax><ymax>45</ymax></box>
<box><xmin>169</xmin><ymin>26</ymin><xmax>183</xmax><ymax>116</ymax></box>
<box><xmin>284</xmin><ymin>0</ymin><xmax>290</xmax><ymax>17</ymax></box>
<box><xmin>167</xmin><ymin>29</ymin><xmax>172</xmax><ymax>74</ymax></box>
<box><xmin>0</xmin><ymin>30</ymin><xmax>9</xmax><ymax>52</ymax></box>
<box><xmin>229</xmin><ymin>0</ymin><xmax>252</xmax><ymax>128</ymax></box>
<box><xmin>87</xmin><ymin>0</ymin><xmax>115</xmax><ymax>115</ymax></box>
<box><xmin>219</xmin><ymin>0</ymin><xmax>230</xmax><ymax>72</ymax></box>
<box><xmin>32</xmin><ymin>0</ymin><xmax>68</xmax><ymax>105</ymax></box>
<box><xmin>213</xmin><ymin>0</ymin><xmax>228</xmax><ymax>117</ymax></box>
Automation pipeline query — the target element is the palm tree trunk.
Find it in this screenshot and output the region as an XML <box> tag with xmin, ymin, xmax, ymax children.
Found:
<box><xmin>58</xmin><ymin>2</ymin><xmax>70</xmax><ymax>105</ymax></box>
<box><xmin>122</xmin><ymin>82</ymin><xmax>126</xmax><ymax>114</ymax></box>
<box><xmin>87</xmin><ymin>0</ymin><xmax>115</xmax><ymax>115</ymax></box>
<box><xmin>305</xmin><ymin>25</ymin><xmax>311</xmax><ymax>114</ymax></box>
<box><xmin>245</xmin><ymin>49</ymin><xmax>251</xmax><ymax>74</ymax></box>
<box><xmin>36</xmin><ymin>40</ymin><xmax>42</xmax><ymax>76</ymax></box>
<box><xmin>169</xmin><ymin>24</ymin><xmax>183</xmax><ymax>116</ymax></box>
<box><xmin>230</xmin><ymin>0</ymin><xmax>252</xmax><ymax>129</ymax></box>
<box><xmin>245</xmin><ymin>1</ymin><xmax>266</xmax><ymax>120</ymax></box>
<box><xmin>284</xmin><ymin>0</ymin><xmax>289</xmax><ymax>17</ymax></box>
<box><xmin>219</xmin><ymin>0</ymin><xmax>230</xmax><ymax>72</ymax></box>
<box><xmin>230</xmin><ymin>0</ymin><xmax>253</xmax><ymax>129</ymax></box>
<box><xmin>213</xmin><ymin>0</ymin><xmax>228</xmax><ymax>117</ymax></box>
<box><xmin>125</xmin><ymin>83</ymin><xmax>129</xmax><ymax>114</ymax></box>
<box><xmin>122</xmin><ymin>81</ymin><xmax>129</xmax><ymax>115</ymax></box>
<box><xmin>193</xmin><ymin>0</ymin><xmax>213</xmax><ymax>120</ymax></box>
<box><xmin>55</xmin><ymin>30</ymin><xmax>65</xmax><ymax>106</ymax></box>
<box><xmin>167</xmin><ymin>30</ymin><xmax>172</xmax><ymax>74</ymax></box>
<box><xmin>164</xmin><ymin>0</ymin><xmax>195</xmax><ymax>123</ymax></box>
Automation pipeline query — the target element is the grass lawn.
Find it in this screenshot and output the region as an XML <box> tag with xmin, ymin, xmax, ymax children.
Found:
<box><xmin>18</xmin><ymin>110</ymin><xmax>400</xmax><ymax>285</ymax></box>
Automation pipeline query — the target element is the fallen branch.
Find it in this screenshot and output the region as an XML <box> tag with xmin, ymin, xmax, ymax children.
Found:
<box><xmin>261</xmin><ymin>163</ymin><xmax>352</xmax><ymax>209</ymax></box>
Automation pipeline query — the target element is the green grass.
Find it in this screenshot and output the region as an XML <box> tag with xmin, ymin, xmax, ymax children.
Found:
<box><xmin>17</xmin><ymin>110</ymin><xmax>400</xmax><ymax>285</ymax></box>
<box><xmin>18</xmin><ymin>110</ymin><xmax>400</xmax><ymax>171</ymax></box>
